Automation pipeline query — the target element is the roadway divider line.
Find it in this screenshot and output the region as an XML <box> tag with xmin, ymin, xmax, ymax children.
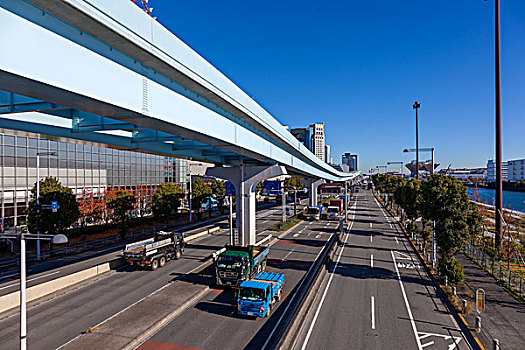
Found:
<box><xmin>391</xmin><ymin>249</ymin><xmax>423</xmax><ymax>350</ymax></box>
<box><xmin>0</xmin><ymin>224</ymin><xmax>223</xmax><ymax>316</ymax></box>
<box><xmin>371</xmin><ymin>296</ymin><xmax>376</xmax><ymax>330</ymax></box>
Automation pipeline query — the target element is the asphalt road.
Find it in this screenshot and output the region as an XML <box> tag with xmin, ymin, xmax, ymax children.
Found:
<box><xmin>0</xmin><ymin>204</ymin><xmax>297</xmax><ymax>350</ymax></box>
<box><xmin>0</xmin><ymin>200</ymin><xmax>299</xmax><ymax>297</ymax></box>
<box><xmin>136</xmin><ymin>209</ymin><xmax>344</xmax><ymax>350</ymax></box>
<box><xmin>292</xmin><ymin>191</ymin><xmax>472</xmax><ymax>350</ymax></box>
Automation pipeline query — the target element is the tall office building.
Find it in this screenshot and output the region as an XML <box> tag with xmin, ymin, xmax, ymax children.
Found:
<box><xmin>310</xmin><ymin>123</ymin><xmax>325</xmax><ymax>162</ymax></box>
<box><xmin>507</xmin><ymin>158</ymin><xmax>525</xmax><ymax>182</ymax></box>
<box><xmin>486</xmin><ymin>159</ymin><xmax>508</xmax><ymax>182</ymax></box>
<box><xmin>0</xmin><ymin>131</ymin><xmax>186</xmax><ymax>231</ymax></box>
<box><xmin>290</xmin><ymin>127</ymin><xmax>311</xmax><ymax>150</ymax></box>
<box><xmin>325</xmin><ymin>144</ymin><xmax>333</xmax><ymax>164</ymax></box>
<box><xmin>342</xmin><ymin>153</ymin><xmax>358</xmax><ymax>171</ymax></box>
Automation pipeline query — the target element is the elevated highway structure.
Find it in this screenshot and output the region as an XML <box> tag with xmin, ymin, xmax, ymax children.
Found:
<box><xmin>0</xmin><ymin>0</ymin><xmax>359</xmax><ymax>244</ymax></box>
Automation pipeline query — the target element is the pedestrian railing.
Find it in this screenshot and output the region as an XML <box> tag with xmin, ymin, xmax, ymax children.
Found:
<box><xmin>465</xmin><ymin>243</ymin><xmax>525</xmax><ymax>298</ymax></box>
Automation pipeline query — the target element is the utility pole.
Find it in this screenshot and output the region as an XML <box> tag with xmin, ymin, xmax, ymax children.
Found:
<box><xmin>413</xmin><ymin>101</ymin><xmax>421</xmax><ymax>180</ymax></box>
<box><xmin>494</xmin><ymin>0</ymin><xmax>503</xmax><ymax>247</ymax></box>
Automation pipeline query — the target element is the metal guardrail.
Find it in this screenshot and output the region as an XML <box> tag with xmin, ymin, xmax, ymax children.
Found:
<box><xmin>465</xmin><ymin>243</ymin><xmax>524</xmax><ymax>298</ymax></box>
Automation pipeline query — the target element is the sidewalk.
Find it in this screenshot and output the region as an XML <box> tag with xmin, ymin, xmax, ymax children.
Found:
<box><xmin>456</xmin><ymin>253</ymin><xmax>525</xmax><ymax>349</ymax></box>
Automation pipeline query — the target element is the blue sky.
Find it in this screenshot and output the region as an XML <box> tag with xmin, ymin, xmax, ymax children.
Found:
<box><xmin>148</xmin><ymin>0</ymin><xmax>524</xmax><ymax>173</ymax></box>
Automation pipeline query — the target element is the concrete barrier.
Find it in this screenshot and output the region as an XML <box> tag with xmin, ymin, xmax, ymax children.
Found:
<box><xmin>0</xmin><ymin>225</ymin><xmax>222</xmax><ymax>315</ymax></box>
<box><xmin>0</xmin><ymin>258</ymin><xmax>124</xmax><ymax>314</ymax></box>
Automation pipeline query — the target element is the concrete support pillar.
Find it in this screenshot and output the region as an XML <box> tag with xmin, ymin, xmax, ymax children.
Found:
<box><xmin>303</xmin><ymin>179</ymin><xmax>325</xmax><ymax>206</ymax></box>
<box><xmin>206</xmin><ymin>165</ymin><xmax>287</xmax><ymax>246</ymax></box>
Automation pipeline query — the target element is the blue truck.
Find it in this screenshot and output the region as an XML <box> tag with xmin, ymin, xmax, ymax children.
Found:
<box><xmin>237</xmin><ymin>271</ymin><xmax>285</xmax><ymax>317</ymax></box>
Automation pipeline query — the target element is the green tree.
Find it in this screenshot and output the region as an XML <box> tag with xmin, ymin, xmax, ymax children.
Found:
<box><xmin>107</xmin><ymin>189</ymin><xmax>136</xmax><ymax>238</ymax></box>
<box><xmin>211</xmin><ymin>179</ymin><xmax>225</xmax><ymax>198</ymax></box>
<box><xmin>394</xmin><ymin>179</ymin><xmax>421</xmax><ymax>222</ymax></box>
<box><xmin>152</xmin><ymin>183</ymin><xmax>183</xmax><ymax>224</ymax></box>
<box><xmin>284</xmin><ymin>176</ymin><xmax>305</xmax><ymax>190</ymax></box>
<box><xmin>27</xmin><ymin>177</ymin><xmax>80</xmax><ymax>235</ymax></box>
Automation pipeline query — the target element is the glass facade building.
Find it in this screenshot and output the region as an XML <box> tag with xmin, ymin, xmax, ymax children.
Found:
<box><xmin>0</xmin><ymin>131</ymin><xmax>186</xmax><ymax>230</ymax></box>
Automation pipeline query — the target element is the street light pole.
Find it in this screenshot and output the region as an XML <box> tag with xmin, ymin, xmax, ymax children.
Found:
<box><xmin>20</xmin><ymin>233</ymin><xmax>27</xmax><ymax>350</ymax></box>
<box><xmin>35</xmin><ymin>152</ymin><xmax>57</xmax><ymax>260</ymax></box>
<box><xmin>413</xmin><ymin>101</ymin><xmax>421</xmax><ymax>179</ymax></box>
<box><xmin>0</xmin><ymin>230</ymin><xmax>68</xmax><ymax>350</ymax></box>
<box><xmin>494</xmin><ymin>0</ymin><xmax>503</xmax><ymax>247</ymax></box>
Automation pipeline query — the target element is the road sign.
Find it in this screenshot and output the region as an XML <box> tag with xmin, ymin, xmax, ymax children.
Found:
<box><xmin>51</xmin><ymin>201</ymin><xmax>59</xmax><ymax>212</ymax></box>
<box><xmin>225</xmin><ymin>181</ymin><xmax>235</xmax><ymax>195</ymax></box>
<box><xmin>476</xmin><ymin>288</ymin><xmax>485</xmax><ymax>314</ymax></box>
<box><xmin>264</xmin><ymin>180</ymin><xmax>281</xmax><ymax>195</ymax></box>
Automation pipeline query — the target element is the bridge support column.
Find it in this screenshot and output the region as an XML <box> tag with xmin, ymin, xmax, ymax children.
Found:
<box><xmin>206</xmin><ymin>165</ymin><xmax>287</xmax><ymax>246</ymax></box>
<box><xmin>302</xmin><ymin>179</ymin><xmax>325</xmax><ymax>207</ymax></box>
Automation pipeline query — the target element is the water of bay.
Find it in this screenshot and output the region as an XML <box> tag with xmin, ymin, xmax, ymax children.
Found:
<box><xmin>467</xmin><ymin>186</ymin><xmax>525</xmax><ymax>213</ymax></box>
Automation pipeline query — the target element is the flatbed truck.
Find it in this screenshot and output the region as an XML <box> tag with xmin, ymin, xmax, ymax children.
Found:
<box><xmin>237</xmin><ymin>271</ymin><xmax>285</xmax><ymax>317</ymax></box>
<box><xmin>123</xmin><ymin>231</ymin><xmax>185</xmax><ymax>270</ymax></box>
<box><xmin>214</xmin><ymin>244</ymin><xmax>270</xmax><ymax>287</ymax></box>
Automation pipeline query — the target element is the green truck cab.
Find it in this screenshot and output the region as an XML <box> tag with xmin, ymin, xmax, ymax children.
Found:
<box><xmin>214</xmin><ymin>244</ymin><xmax>270</xmax><ymax>287</ymax></box>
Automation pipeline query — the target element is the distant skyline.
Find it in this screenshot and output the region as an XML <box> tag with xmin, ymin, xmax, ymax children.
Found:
<box><xmin>150</xmin><ymin>0</ymin><xmax>525</xmax><ymax>173</ymax></box>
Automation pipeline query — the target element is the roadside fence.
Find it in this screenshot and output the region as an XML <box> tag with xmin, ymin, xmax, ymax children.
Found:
<box><xmin>465</xmin><ymin>243</ymin><xmax>525</xmax><ymax>298</ymax></box>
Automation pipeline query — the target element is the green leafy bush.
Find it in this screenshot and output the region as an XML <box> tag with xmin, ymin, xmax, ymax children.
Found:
<box><xmin>438</xmin><ymin>256</ymin><xmax>465</xmax><ymax>284</ymax></box>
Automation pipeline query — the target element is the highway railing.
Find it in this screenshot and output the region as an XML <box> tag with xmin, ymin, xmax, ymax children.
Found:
<box><xmin>465</xmin><ymin>243</ymin><xmax>524</xmax><ymax>299</ymax></box>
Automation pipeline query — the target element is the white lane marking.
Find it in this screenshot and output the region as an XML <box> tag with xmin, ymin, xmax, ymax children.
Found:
<box><xmin>371</xmin><ymin>296</ymin><xmax>375</xmax><ymax>329</ymax></box>
<box><xmin>421</xmin><ymin>341</ymin><xmax>434</xmax><ymax>348</ymax></box>
<box><xmin>315</xmin><ymin>235</ymin><xmax>321</xmax><ymax>239</ymax></box>
<box><xmin>370</xmin><ymin>233</ymin><xmax>373</xmax><ymax>242</ymax></box>
<box><xmin>282</xmin><ymin>249</ymin><xmax>295</xmax><ymax>261</ymax></box>
<box><xmin>369</xmin><ymin>222</ymin><xmax>372</xmax><ymax>228</ymax></box>
<box><xmin>389</xmin><ymin>223</ymin><xmax>393</xmax><ymax>229</ymax></box>
<box><xmin>0</xmin><ymin>271</ymin><xmax>61</xmax><ymax>291</ymax></box>
<box><xmin>417</xmin><ymin>332</ymin><xmax>462</xmax><ymax>349</ymax></box>
<box><xmin>300</xmin><ymin>202</ymin><xmax>357</xmax><ymax>350</ymax></box>
<box><xmin>395</xmin><ymin>237</ymin><xmax>399</xmax><ymax>244</ymax></box>
<box><xmin>371</xmin><ymin>254</ymin><xmax>374</xmax><ymax>268</ymax></box>
<box><xmin>293</xmin><ymin>233</ymin><xmax>299</xmax><ymax>237</ymax></box>
<box><xmin>391</xmin><ymin>250</ymin><xmax>423</xmax><ymax>350</ymax></box>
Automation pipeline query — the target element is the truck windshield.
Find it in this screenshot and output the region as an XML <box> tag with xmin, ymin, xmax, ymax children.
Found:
<box><xmin>217</xmin><ymin>256</ymin><xmax>243</xmax><ymax>268</ymax></box>
<box><xmin>306</xmin><ymin>208</ymin><xmax>319</xmax><ymax>214</ymax></box>
<box><xmin>238</xmin><ymin>287</ymin><xmax>265</xmax><ymax>301</ymax></box>
<box><xmin>327</xmin><ymin>208</ymin><xmax>339</xmax><ymax>213</ymax></box>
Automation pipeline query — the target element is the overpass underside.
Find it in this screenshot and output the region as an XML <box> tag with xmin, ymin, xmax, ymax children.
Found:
<box><xmin>0</xmin><ymin>0</ymin><xmax>358</xmax><ymax>245</ymax></box>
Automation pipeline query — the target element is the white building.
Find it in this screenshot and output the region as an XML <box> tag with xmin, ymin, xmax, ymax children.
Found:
<box><xmin>487</xmin><ymin>159</ymin><xmax>508</xmax><ymax>182</ymax></box>
<box><xmin>310</xmin><ymin>123</ymin><xmax>325</xmax><ymax>162</ymax></box>
<box><xmin>508</xmin><ymin>158</ymin><xmax>525</xmax><ymax>182</ymax></box>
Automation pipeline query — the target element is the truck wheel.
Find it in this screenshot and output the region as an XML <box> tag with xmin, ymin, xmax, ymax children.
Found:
<box><xmin>266</xmin><ymin>304</ymin><xmax>271</xmax><ymax>317</ymax></box>
<box><xmin>151</xmin><ymin>259</ymin><xmax>159</xmax><ymax>271</ymax></box>
<box><xmin>175</xmin><ymin>249</ymin><xmax>182</xmax><ymax>260</ymax></box>
<box><xmin>159</xmin><ymin>256</ymin><xmax>166</xmax><ymax>267</ymax></box>
<box><xmin>262</xmin><ymin>260</ymin><xmax>267</xmax><ymax>270</ymax></box>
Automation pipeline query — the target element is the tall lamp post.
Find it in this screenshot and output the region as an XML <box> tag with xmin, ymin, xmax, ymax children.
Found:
<box><xmin>387</xmin><ymin>161</ymin><xmax>404</xmax><ymax>176</ymax></box>
<box><xmin>36</xmin><ymin>151</ymin><xmax>57</xmax><ymax>260</ymax></box>
<box><xmin>403</xmin><ymin>148</ymin><xmax>435</xmax><ymax>175</ymax></box>
<box><xmin>0</xmin><ymin>229</ymin><xmax>68</xmax><ymax>350</ymax></box>
<box><xmin>413</xmin><ymin>101</ymin><xmax>421</xmax><ymax>179</ymax></box>
<box><xmin>494</xmin><ymin>0</ymin><xmax>503</xmax><ymax>247</ymax></box>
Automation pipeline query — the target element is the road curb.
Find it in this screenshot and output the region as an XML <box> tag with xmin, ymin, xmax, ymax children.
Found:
<box><xmin>0</xmin><ymin>225</ymin><xmax>222</xmax><ymax>316</ymax></box>
<box><xmin>375</xmin><ymin>195</ymin><xmax>483</xmax><ymax>350</ymax></box>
